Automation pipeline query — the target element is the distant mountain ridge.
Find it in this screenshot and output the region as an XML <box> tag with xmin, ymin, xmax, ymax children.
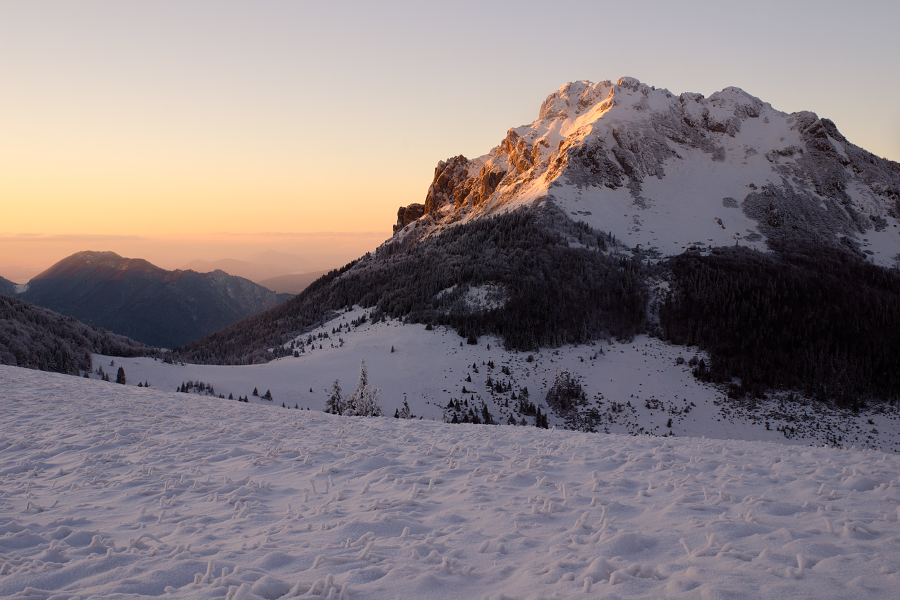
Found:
<box><xmin>20</xmin><ymin>251</ymin><xmax>292</xmax><ymax>348</ymax></box>
<box><xmin>258</xmin><ymin>271</ymin><xmax>328</xmax><ymax>295</ymax></box>
<box><xmin>180</xmin><ymin>258</ymin><xmax>292</xmax><ymax>284</ymax></box>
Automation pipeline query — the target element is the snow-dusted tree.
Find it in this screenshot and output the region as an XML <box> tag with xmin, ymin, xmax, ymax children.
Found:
<box><xmin>115</xmin><ymin>367</ymin><xmax>126</xmax><ymax>385</ymax></box>
<box><xmin>355</xmin><ymin>359</ymin><xmax>369</xmax><ymax>394</ymax></box>
<box><xmin>324</xmin><ymin>379</ymin><xmax>343</xmax><ymax>414</ymax></box>
<box><xmin>344</xmin><ymin>359</ymin><xmax>383</xmax><ymax>417</ymax></box>
<box><xmin>398</xmin><ymin>394</ymin><xmax>412</xmax><ymax>419</ymax></box>
<box><xmin>350</xmin><ymin>385</ymin><xmax>383</xmax><ymax>417</ymax></box>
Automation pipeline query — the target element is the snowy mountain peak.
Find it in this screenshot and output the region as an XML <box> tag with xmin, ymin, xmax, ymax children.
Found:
<box><xmin>396</xmin><ymin>78</ymin><xmax>900</xmax><ymax>265</ymax></box>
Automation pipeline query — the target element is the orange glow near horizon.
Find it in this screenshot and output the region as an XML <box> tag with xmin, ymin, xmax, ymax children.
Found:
<box><xmin>1</xmin><ymin>127</ymin><xmax>420</xmax><ymax>238</ymax></box>
<box><xmin>3</xmin><ymin>2</ymin><xmax>897</xmax><ymax>286</ymax></box>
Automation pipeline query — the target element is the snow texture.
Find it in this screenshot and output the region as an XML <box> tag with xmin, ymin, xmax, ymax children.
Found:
<box><xmin>2</xmin><ymin>364</ymin><xmax>900</xmax><ymax>599</ymax></box>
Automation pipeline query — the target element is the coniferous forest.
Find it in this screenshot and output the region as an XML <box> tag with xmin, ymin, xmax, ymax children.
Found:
<box><xmin>0</xmin><ymin>295</ymin><xmax>155</xmax><ymax>375</ymax></box>
<box><xmin>658</xmin><ymin>243</ymin><xmax>900</xmax><ymax>406</ymax></box>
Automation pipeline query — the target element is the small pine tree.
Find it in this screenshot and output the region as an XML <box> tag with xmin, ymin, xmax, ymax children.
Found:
<box><xmin>325</xmin><ymin>379</ymin><xmax>344</xmax><ymax>414</ymax></box>
<box><xmin>253</xmin><ymin>387</ymin><xmax>259</xmax><ymax>396</ymax></box>
<box><xmin>345</xmin><ymin>359</ymin><xmax>382</xmax><ymax>417</ymax></box>
<box><xmin>399</xmin><ymin>394</ymin><xmax>412</xmax><ymax>419</ymax></box>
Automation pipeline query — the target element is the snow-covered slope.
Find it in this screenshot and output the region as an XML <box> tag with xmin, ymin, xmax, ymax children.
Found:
<box><xmin>2</xmin><ymin>364</ymin><xmax>900</xmax><ymax>599</ymax></box>
<box><xmin>401</xmin><ymin>78</ymin><xmax>900</xmax><ymax>265</ymax></box>
<box><xmin>94</xmin><ymin>307</ymin><xmax>900</xmax><ymax>452</ymax></box>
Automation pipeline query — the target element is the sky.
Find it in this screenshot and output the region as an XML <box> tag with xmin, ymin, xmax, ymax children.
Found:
<box><xmin>1</xmin><ymin>0</ymin><xmax>898</xmax><ymax>281</ymax></box>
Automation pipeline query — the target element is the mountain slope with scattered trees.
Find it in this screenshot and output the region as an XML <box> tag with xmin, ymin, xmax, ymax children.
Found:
<box><xmin>178</xmin><ymin>207</ymin><xmax>647</xmax><ymax>364</ymax></box>
<box><xmin>177</xmin><ymin>76</ymin><xmax>900</xmax><ymax>411</ymax></box>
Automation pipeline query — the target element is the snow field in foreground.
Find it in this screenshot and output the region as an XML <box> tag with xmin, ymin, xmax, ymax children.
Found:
<box><xmin>2</xmin><ymin>366</ymin><xmax>900</xmax><ymax>599</ymax></box>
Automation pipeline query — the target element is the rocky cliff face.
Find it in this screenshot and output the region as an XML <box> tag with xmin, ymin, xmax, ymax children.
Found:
<box><xmin>393</xmin><ymin>203</ymin><xmax>426</xmax><ymax>232</ymax></box>
<box><xmin>395</xmin><ymin>77</ymin><xmax>900</xmax><ymax>265</ymax></box>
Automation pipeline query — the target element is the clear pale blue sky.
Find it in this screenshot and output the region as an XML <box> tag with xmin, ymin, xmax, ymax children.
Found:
<box><xmin>1</xmin><ymin>0</ymin><xmax>898</xmax><ymax>272</ymax></box>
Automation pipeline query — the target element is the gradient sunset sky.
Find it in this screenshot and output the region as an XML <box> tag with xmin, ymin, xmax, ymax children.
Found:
<box><xmin>2</xmin><ymin>0</ymin><xmax>898</xmax><ymax>281</ymax></box>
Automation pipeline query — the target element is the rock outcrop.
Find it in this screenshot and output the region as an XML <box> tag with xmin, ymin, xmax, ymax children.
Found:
<box><xmin>394</xmin><ymin>203</ymin><xmax>426</xmax><ymax>232</ymax></box>
<box><xmin>394</xmin><ymin>77</ymin><xmax>900</xmax><ymax>265</ymax></box>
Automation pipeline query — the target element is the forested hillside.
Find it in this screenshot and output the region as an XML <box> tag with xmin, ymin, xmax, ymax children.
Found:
<box><xmin>0</xmin><ymin>276</ymin><xmax>16</xmax><ymax>296</ymax></box>
<box><xmin>178</xmin><ymin>208</ymin><xmax>648</xmax><ymax>364</ymax></box>
<box><xmin>659</xmin><ymin>244</ymin><xmax>900</xmax><ymax>406</ymax></box>
<box><xmin>0</xmin><ymin>295</ymin><xmax>155</xmax><ymax>375</ymax></box>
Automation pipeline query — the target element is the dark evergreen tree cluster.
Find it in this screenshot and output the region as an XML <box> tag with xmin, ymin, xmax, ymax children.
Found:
<box><xmin>658</xmin><ymin>244</ymin><xmax>900</xmax><ymax>407</ymax></box>
<box><xmin>545</xmin><ymin>371</ymin><xmax>588</xmax><ymax>413</ymax></box>
<box><xmin>0</xmin><ymin>294</ymin><xmax>154</xmax><ymax>376</ymax></box>
<box><xmin>445</xmin><ymin>397</ymin><xmax>496</xmax><ymax>425</ymax></box>
<box><xmin>178</xmin><ymin>208</ymin><xmax>648</xmax><ymax>364</ymax></box>
<box><xmin>176</xmin><ymin>380</ymin><xmax>224</xmax><ymax>397</ymax></box>
<box><xmin>544</xmin><ymin>370</ymin><xmax>600</xmax><ymax>431</ymax></box>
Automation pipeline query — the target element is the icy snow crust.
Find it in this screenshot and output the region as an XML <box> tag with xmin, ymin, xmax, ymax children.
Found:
<box><xmin>411</xmin><ymin>78</ymin><xmax>900</xmax><ymax>265</ymax></box>
<box><xmin>3</xmin><ymin>365</ymin><xmax>900</xmax><ymax>599</ymax></box>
